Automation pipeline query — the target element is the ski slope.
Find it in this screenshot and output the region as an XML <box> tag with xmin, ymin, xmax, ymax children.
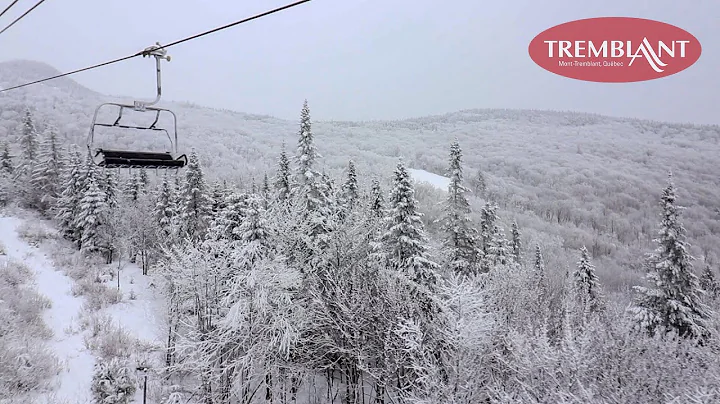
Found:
<box><xmin>0</xmin><ymin>217</ymin><xmax>95</xmax><ymax>404</ymax></box>
<box><xmin>0</xmin><ymin>215</ymin><xmax>167</xmax><ymax>404</ymax></box>
<box><xmin>408</xmin><ymin>168</ymin><xmax>450</xmax><ymax>192</ymax></box>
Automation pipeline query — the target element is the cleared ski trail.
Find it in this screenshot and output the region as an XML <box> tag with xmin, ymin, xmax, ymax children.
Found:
<box><xmin>0</xmin><ymin>217</ymin><xmax>95</xmax><ymax>404</ymax></box>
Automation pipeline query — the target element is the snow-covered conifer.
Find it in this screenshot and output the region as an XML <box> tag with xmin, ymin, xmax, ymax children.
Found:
<box><xmin>511</xmin><ymin>221</ymin><xmax>521</xmax><ymax>264</ymax></box>
<box><xmin>379</xmin><ymin>161</ymin><xmax>440</xmax><ymax>316</ymax></box>
<box><xmin>154</xmin><ymin>173</ymin><xmax>176</xmax><ymax>236</ymax></box>
<box><xmin>30</xmin><ymin>126</ymin><xmax>63</xmax><ymax>214</ymax></box>
<box><xmin>479</xmin><ymin>202</ymin><xmax>497</xmax><ymax>272</ymax></box>
<box><xmin>534</xmin><ymin>244</ymin><xmax>545</xmax><ymax>285</ymax></box>
<box><xmin>0</xmin><ymin>142</ymin><xmax>13</xmax><ymax>174</ymax></box>
<box><xmin>55</xmin><ymin>148</ymin><xmax>84</xmax><ymax>244</ymax></box>
<box><xmin>630</xmin><ymin>175</ymin><xmax>711</xmax><ymax>340</ymax></box>
<box><xmin>180</xmin><ymin>150</ymin><xmax>212</xmax><ymax>241</ymax></box>
<box><xmin>573</xmin><ymin>246</ymin><xmax>604</xmax><ymax>314</ymax></box>
<box><xmin>368</xmin><ymin>178</ymin><xmax>384</xmax><ymax>218</ymax></box>
<box><xmin>90</xmin><ymin>357</ymin><xmax>137</xmax><ymax>404</ymax></box>
<box><xmin>700</xmin><ymin>264</ymin><xmax>719</xmax><ymax>300</ymax></box>
<box><xmin>77</xmin><ymin>166</ymin><xmax>107</xmax><ymax>253</ymax></box>
<box><xmin>441</xmin><ymin>139</ymin><xmax>479</xmax><ymax>276</ymax></box>
<box><xmin>18</xmin><ymin>109</ymin><xmax>38</xmax><ymax>162</ymax></box>
<box><xmin>341</xmin><ymin>160</ymin><xmax>359</xmax><ymax>210</ymax></box>
<box><xmin>274</xmin><ymin>141</ymin><xmax>292</xmax><ymax>200</ymax></box>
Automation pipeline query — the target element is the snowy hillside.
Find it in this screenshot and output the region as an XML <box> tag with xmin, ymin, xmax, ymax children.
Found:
<box><xmin>2</xmin><ymin>61</ymin><xmax>720</xmax><ymax>402</ymax></box>
<box><xmin>2</xmin><ymin>60</ymin><xmax>719</xmax><ymax>276</ymax></box>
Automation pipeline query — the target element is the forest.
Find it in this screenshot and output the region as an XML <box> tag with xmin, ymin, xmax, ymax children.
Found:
<box><xmin>1</xmin><ymin>92</ymin><xmax>720</xmax><ymax>404</ymax></box>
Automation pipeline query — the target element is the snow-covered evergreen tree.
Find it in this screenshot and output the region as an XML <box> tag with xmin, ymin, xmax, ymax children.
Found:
<box><xmin>441</xmin><ymin>139</ymin><xmax>479</xmax><ymax>276</ymax></box>
<box><xmin>77</xmin><ymin>166</ymin><xmax>107</xmax><ymax>253</ymax></box>
<box><xmin>294</xmin><ymin>100</ymin><xmax>318</xmax><ymax>188</ymax></box>
<box><xmin>534</xmin><ymin>244</ymin><xmax>545</xmax><ymax>285</ymax></box>
<box><xmin>479</xmin><ymin>202</ymin><xmax>498</xmax><ymax>272</ymax></box>
<box><xmin>700</xmin><ymin>264</ymin><xmax>719</xmax><ymax>300</ymax></box>
<box><xmin>292</xmin><ymin>100</ymin><xmax>331</xmax><ymax>241</ymax></box>
<box><xmin>180</xmin><ymin>150</ymin><xmax>212</xmax><ymax>241</ymax></box>
<box><xmin>18</xmin><ymin>109</ymin><xmax>39</xmax><ymax>162</ymax></box>
<box><xmin>341</xmin><ymin>159</ymin><xmax>359</xmax><ymax>210</ymax></box>
<box><xmin>154</xmin><ymin>173</ymin><xmax>176</xmax><ymax>237</ymax></box>
<box><xmin>30</xmin><ymin>126</ymin><xmax>63</xmax><ymax>214</ymax></box>
<box><xmin>14</xmin><ymin>109</ymin><xmax>40</xmax><ymax>207</ymax></box>
<box><xmin>573</xmin><ymin>246</ymin><xmax>604</xmax><ymax>315</ymax></box>
<box><xmin>208</xmin><ymin>191</ymin><xmax>249</xmax><ymax>242</ymax></box>
<box><xmin>90</xmin><ymin>357</ymin><xmax>137</xmax><ymax>404</ymax></box>
<box><xmin>124</xmin><ymin>171</ymin><xmax>141</xmax><ymax>202</ymax></box>
<box><xmin>0</xmin><ymin>142</ymin><xmax>12</xmax><ymax>174</ymax></box>
<box><xmin>511</xmin><ymin>221</ymin><xmax>521</xmax><ymax>264</ymax></box>
<box><xmin>100</xmin><ymin>169</ymin><xmax>118</xmax><ymax>209</ymax></box>
<box><xmin>379</xmin><ymin>161</ymin><xmax>440</xmax><ymax>315</ymax></box>
<box><xmin>489</xmin><ymin>225</ymin><xmax>509</xmax><ymax>266</ymax></box>
<box><xmin>368</xmin><ymin>178</ymin><xmax>384</xmax><ymax>218</ymax></box>
<box><xmin>138</xmin><ymin>167</ymin><xmax>149</xmax><ymax>189</ymax></box>
<box><xmin>55</xmin><ymin>148</ymin><xmax>84</xmax><ymax>244</ymax></box>
<box><xmin>274</xmin><ymin>141</ymin><xmax>292</xmax><ymax>201</ymax></box>
<box><xmin>630</xmin><ymin>175</ymin><xmax>711</xmax><ymax>340</ymax></box>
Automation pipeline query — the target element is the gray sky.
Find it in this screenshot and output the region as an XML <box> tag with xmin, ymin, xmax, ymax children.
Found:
<box><xmin>0</xmin><ymin>0</ymin><xmax>718</xmax><ymax>124</ymax></box>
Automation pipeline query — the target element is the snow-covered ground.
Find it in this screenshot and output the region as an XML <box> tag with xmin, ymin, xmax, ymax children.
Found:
<box><xmin>0</xmin><ymin>217</ymin><xmax>95</xmax><ymax>404</ymax></box>
<box><xmin>408</xmin><ymin>168</ymin><xmax>450</xmax><ymax>191</ymax></box>
<box><xmin>0</xmin><ymin>215</ymin><xmax>167</xmax><ymax>404</ymax></box>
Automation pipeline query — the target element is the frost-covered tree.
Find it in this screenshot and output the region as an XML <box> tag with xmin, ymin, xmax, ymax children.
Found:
<box><xmin>489</xmin><ymin>225</ymin><xmax>509</xmax><ymax>266</ymax></box>
<box><xmin>275</xmin><ymin>141</ymin><xmax>292</xmax><ymax>201</ymax></box>
<box><xmin>292</xmin><ymin>101</ymin><xmax>331</xmax><ymax>241</ymax></box>
<box><xmin>441</xmin><ymin>139</ymin><xmax>479</xmax><ymax>276</ymax></box>
<box><xmin>18</xmin><ymin>109</ymin><xmax>39</xmax><ymax>162</ymax></box>
<box><xmin>124</xmin><ymin>171</ymin><xmax>141</xmax><ymax>202</ymax></box>
<box><xmin>210</xmin><ymin>180</ymin><xmax>228</xmax><ymax>215</ymax></box>
<box><xmin>138</xmin><ymin>167</ymin><xmax>149</xmax><ymax>189</ymax></box>
<box><xmin>700</xmin><ymin>264</ymin><xmax>719</xmax><ymax>300</ymax></box>
<box><xmin>573</xmin><ymin>246</ymin><xmax>604</xmax><ymax>315</ymax></box>
<box><xmin>0</xmin><ymin>142</ymin><xmax>13</xmax><ymax>174</ymax></box>
<box><xmin>479</xmin><ymin>202</ymin><xmax>498</xmax><ymax>272</ymax></box>
<box><xmin>14</xmin><ymin>110</ymin><xmax>41</xmax><ymax>207</ymax></box>
<box><xmin>90</xmin><ymin>357</ymin><xmax>137</xmax><ymax>404</ymax></box>
<box><xmin>294</xmin><ymin>100</ymin><xmax>318</xmax><ymax>188</ymax></box>
<box><xmin>511</xmin><ymin>221</ymin><xmax>521</xmax><ymax>264</ymax></box>
<box><xmin>77</xmin><ymin>167</ymin><xmax>107</xmax><ymax>254</ymax></box>
<box><xmin>100</xmin><ymin>169</ymin><xmax>118</xmax><ymax>209</ymax></box>
<box><xmin>30</xmin><ymin>126</ymin><xmax>63</xmax><ymax>214</ymax></box>
<box><xmin>180</xmin><ymin>150</ymin><xmax>212</xmax><ymax>241</ymax></box>
<box><xmin>379</xmin><ymin>161</ymin><xmax>440</xmax><ymax>316</ymax></box>
<box><xmin>341</xmin><ymin>159</ymin><xmax>359</xmax><ymax>210</ymax></box>
<box><xmin>471</xmin><ymin>168</ymin><xmax>486</xmax><ymax>196</ymax></box>
<box><xmin>534</xmin><ymin>244</ymin><xmax>545</xmax><ymax>286</ymax></box>
<box><xmin>208</xmin><ymin>191</ymin><xmax>249</xmax><ymax>242</ymax></box>
<box><xmin>368</xmin><ymin>178</ymin><xmax>384</xmax><ymax>218</ymax></box>
<box><xmin>55</xmin><ymin>148</ymin><xmax>84</xmax><ymax>244</ymax></box>
<box><xmin>154</xmin><ymin>173</ymin><xmax>176</xmax><ymax>237</ymax></box>
<box><xmin>630</xmin><ymin>176</ymin><xmax>711</xmax><ymax>340</ymax></box>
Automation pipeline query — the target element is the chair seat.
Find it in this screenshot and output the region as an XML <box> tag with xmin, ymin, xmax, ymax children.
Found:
<box><xmin>96</xmin><ymin>149</ymin><xmax>186</xmax><ymax>168</ymax></box>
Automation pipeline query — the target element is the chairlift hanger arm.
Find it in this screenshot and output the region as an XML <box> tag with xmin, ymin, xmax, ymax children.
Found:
<box><xmin>134</xmin><ymin>42</ymin><xmax>171</xmax><ymax>110</ymax></box>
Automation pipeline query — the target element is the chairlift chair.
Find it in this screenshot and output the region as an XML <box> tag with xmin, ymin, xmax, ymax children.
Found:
<box><xmin>86</xmin><ymin>43</ymin><xmax>187</xmax><ymax>170</ymax></box>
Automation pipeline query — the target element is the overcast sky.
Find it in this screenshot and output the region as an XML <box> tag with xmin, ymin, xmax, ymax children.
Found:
<box><xmin>0</xmin><ymin>0</ymin><xmax>717</xmax><ymax>124</ymax></box>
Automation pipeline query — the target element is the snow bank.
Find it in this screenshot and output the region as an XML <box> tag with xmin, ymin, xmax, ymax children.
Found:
<box><xmin>408</xmin><ymin>168</ymin><xmax>450</xmax><ymax>192</ymax></box>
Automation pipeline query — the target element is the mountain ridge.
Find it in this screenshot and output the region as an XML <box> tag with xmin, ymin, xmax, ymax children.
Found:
<box><xmin>1</xmin><ymin>59</ymin><xmax>717</xmax><ymax>128</ymax></box>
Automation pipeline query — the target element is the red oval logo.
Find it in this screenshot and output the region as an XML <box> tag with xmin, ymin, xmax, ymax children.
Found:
<box><xmin>528</xmin><ymin>17</ymin><xmax>701</xmax><ymax>82</ymax></box>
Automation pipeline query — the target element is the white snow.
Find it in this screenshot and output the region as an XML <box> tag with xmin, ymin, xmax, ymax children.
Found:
<box><xmin>100</xmin><ymin>261</ymin><xmax>166</xmax><ymax>347</ymax></box>
<box><xmin>0</xmin><ymin>217</ymin><xmax>95</xmax><ymax>404</ymax></box>
<box><xmin>408</xmin><ymin>168</ymin><xmax>450</xmax><ymax>192</ymax></box>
